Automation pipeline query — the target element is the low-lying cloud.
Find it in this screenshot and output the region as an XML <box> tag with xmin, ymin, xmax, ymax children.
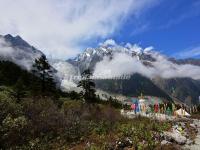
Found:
<box><xmin>50</xmin><ymin>60</ymin><xmax>80</xmax><ymax>91</ymax></box>
<box><xmin>0</xmin><ymin>37</ymin><xmax>41</xmax><ymax>70</ymax></box>
<box><xmin>93</xmin><ymin>41</ymin><xmax>200</xmax><ymax>80</ymax></box>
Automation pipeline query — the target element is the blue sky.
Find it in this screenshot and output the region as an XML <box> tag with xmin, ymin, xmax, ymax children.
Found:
<box><xmin>0</xmin><ymin>0</ymin><xmax>199</xmax><ymax>59</ymax></box>
<box><xmin>92</xmin><ymin>0</ymin><xmax>200</xmax><ymax>58</ymax></box>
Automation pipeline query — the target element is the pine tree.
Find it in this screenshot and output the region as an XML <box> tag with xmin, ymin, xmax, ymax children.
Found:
<box><xmin>32</xmin><ymin>55</ymin><xmax>55</xmax><ymax>94</ymax></box>
<box><xmin>78</xmin><ymin>69</ymin><xmax>96</xmax><ymax>103</ymax></box>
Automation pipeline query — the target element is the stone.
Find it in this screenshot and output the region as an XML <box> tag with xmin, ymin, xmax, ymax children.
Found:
<box><xmin>164</xmin><ymin>131</ymin><xmax>187</xmax><ymax>145</ymax></box>
<box><xmin>186</xmin><ymin>139</ymin><xmax>194</xmax><ymax>145</ymax></box>
<box><xmin>180</xmin><ymin>122</ymin><xmax>186</xmax><ymax>129</ymax></box>
<box><xmin>193</xmin><ymin>119</ymin><xmax>200</xmax><ymax>127</ymax></box>
<box><xmin>190</xmin><ymin>123</ymin><xmax>196</xmax><ymax>128</ymax></box>
<box><xmin>161</xmin><ymin>140</ymin><xmax>171</xmax><ymax>145</ymax></box>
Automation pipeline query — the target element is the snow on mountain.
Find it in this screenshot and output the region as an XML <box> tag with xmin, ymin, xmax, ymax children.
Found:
<box><xmin>1</xmin><ymin>35</ymin><xmax>200</xmax><ymax>97</ymax></box>
<box><xmin>67</xmin><ymin>40</ymin><xmax>156</xmax><ymax>75</ymax></box>
<box><xmin>67</xmin><ymin>39</ymin><xmax>200</xmax><ymax>81</ymax></box>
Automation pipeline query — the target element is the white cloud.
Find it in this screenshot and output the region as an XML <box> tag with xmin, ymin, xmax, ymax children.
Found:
<box><xmin>93</xmin><ymin>52</ymin><xmax>154</xmax><ymax>78</ymax></box>
<box><xmin>93</xmin><ymin>40</ymin><xmax>200</xmax><ymax>80</ymax></box>
<box><xmin>50</xmin><ymin>60</ymin><xmax>80</xmax><ymax>91</ymax></box>
<box><xmin>125</xmin><ymin>43</ymin><xmax>143</xmax><ymax>54</ymax></box>
<box><xmin>151</xmin><ymin>53</ymin><xmax>200</xmax><ymax>79</ymax></box>
<box><xmin>0</xmin><ymin>38</ymin><xmax>14</xmax><ymax>56</ymax></box>
<box><xmin>144</xmin><ymin>46</ymin><xmax>154</xmax><ymax>53</ymax></box>
<box><xmin>0</xmin><ymin>37</ymin><xmax>41</xmax><ymax>69</ymax></box>
<box><xmin>0</xmin><ymin>0</ymin><xmax>157</xmax><ymax>59</ymax></box>
<box><xmin>174</xmin><ymin>46</ymin><xmax>200</xmax><ymax>58</ymax></box>
<box><xmin>100</xmin><ymin>39</ymin><xmax>117</xmax><ymax>47</ymax></box>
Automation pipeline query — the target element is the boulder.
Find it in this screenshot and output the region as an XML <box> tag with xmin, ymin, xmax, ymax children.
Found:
<box><xmin>190</xmin><ymin>123</ymin><xmax>196</xmax><ymax>128</ymax></box>
<box><xmin>164</xmin><ymin>131</ymin><xmax>187</xmax><ymax>145</ymax></box>
<box><xmin>193</xmin><ymin>119</ymin><xmax>200</xmax><ymax>128</ymax></box>
<box><xmin>186</xmin><ymin>139</ymin><xmax>194</xmax><ymax>145</ymax></box>
<box><xmin>161</xmin><ymin>140</ymin><xmax>171</xmax><ymax>145</ymax></box>
<box><xmin>180</xmin><ymin>122</ymin><xmax>186</xmax><ymax>129</ymax></box>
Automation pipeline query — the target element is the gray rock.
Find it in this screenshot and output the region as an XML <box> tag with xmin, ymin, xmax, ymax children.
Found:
<box><xmin>164</xmin><ymin>131</ymin><xmax>187</xmax><ymax>145</ymax></box>
<box><xmin>193</xmin><ymin>120</ymin><xmax>200</xmax><ymax>128</ymax></box>
<box><xmin>186</xmin><ymin>139</ymin><xmax>194</xmax><ymax>145</ymax></box>
<box><xmin>190</xmin><ymin>123</ymin><xmax>196</xmax><ymax>128</ymax></box>
<box><xmin>161</xmin><ymin>140</ymin><xmax>171</xmax><ymax>145</ymax></box>
<box><xmin>180</xmin><ymin>122</ymin><xmax>186</xmax><ymax>129</ymax></box>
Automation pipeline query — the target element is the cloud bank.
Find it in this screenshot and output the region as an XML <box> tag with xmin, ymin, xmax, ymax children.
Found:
<box><xmin>50</xmin><ymin>60</ymin><xmax>80</xmax><ymax>91</ymax></box>
<box><xmin>0</xmin><ymin>0</ymin><xmax>157</xmax><ymax>59</ymax></box>
<box><xmin>93</xmin><ymin>40</ymin><xmax>200</xmax><ymax>80</ymax></box>
<box><xmin>0</xmin><ymin>37</ymin><xmax>41</xmax><ymax>70</ymax></box>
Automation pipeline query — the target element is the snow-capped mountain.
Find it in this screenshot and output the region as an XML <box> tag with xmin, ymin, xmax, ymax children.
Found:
<box><xmin>67</xmin><ymin>40</ymin><xmax>200</xmax><ymax>104</ymax></box>
<box><xmin>68</xmin><ymin>40</ymin><xmax>200</xmax><ymax>80</ymax></box>
<box><xmin>0</xmin><ymin>35</ymin><xmax>199</xmax><ymax>104</ymax></box>
<box><xmin>67</xmin><ymin>41</ymin><xmax>156</xmax><ymax>73</ymax></box>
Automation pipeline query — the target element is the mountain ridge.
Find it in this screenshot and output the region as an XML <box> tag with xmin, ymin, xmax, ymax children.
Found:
<box><xmin>0</xmin><ymin>34</ymin><xmax>43</xmax><ymax>69</ymax></box>
<box><xmin>0</xmin><ymin>34</ymin><xmax>200</xmax><ymax>104</ymax></box>
<box><xmin>67</xmin><ymin>41</ymin><xmax>200</xmax><ymax>104</ymax></box>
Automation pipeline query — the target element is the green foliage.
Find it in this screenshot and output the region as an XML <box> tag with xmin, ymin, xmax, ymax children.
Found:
<box><xmin>0</xmin><ymin>61</ymin><xmax>22</xmax><ymax>85</ymax></box>
<box><xmin>0</xmin><ymin>87</ymin><xmax>23</xmax><ymax>122</ymax></box>
<box><xmin>78</xmin><ymin>69</ymin><xmax>96</xmax><ymax>103</ymax></box>
<box><xmin>22</xmin><ymin>98</ymin><xmax>66</xmax><ymax>137</ymax></box>
<box><xmin>32</xmin><ymin>55</ymin><xmax>56</xmax><ymax>94</ymax></box>
<box><xmin>93</xmin><ymin>121</ymin><xmax>110</xmax><ymax>135</ymax></box>
<box><xmin>0</xmin><ymin>60</ymin><xmax>173</xmax><ymax>149</ymax></box>
<box><xmin>117</xmin><ymin>117</ymin><xmax>171</xmax><ymax>150</ymax></box>
<box><xmin>68</xmin><ymin>90</ymin><xmax>82</xmax><ymax>100</ymax></box>
<box><xmin>0</xmin><ymin>90</ymin><xmax>173</xmax><ymax>149</ymax></box>
<box><xmin>62</xmin><ymin>100</ymin><xmax>82</xmax><ymax>114</ymax></box>
<box><xmin>92</xmin><ymin>96</ymin><xmax>123</xmax><ymax>109</ymax></box>
<box><xmin>95</xmin><ymin>73</ymin><xmax>172</xmax><ymax>100</ymax></box>
<box><xmin>0</xmin><ymin>60</ymin><xmax>59</xmax><ymax>97</ymax></box>
<box><xmin>86</xmin><ymin>144</ymin><xmax>104</xmax><ymax>150</ymax></box>
<box><xmin>12</xmin><ymin>77</ymin><xmax>26</xmax><ymax>102</ymax></box>
<box><xmin>0</xmin><ymin>115</ymin><xmax>28</xmax><ymax>148</ymax></box>
<box><xmin>108</xmin><ymin>96</ymin><xmax>123</xmax><ymax>109</ymax></box>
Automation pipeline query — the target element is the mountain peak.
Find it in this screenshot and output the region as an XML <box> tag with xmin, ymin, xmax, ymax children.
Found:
<box><xmin>4</xmin><ymin>34</ymin><xmax>13</xmax><ymax>39</ymax></box>
<box><xmin>15</xmin><ymin>35</ymin><xmax>23</xmax><ymax>40</ymax></box>
<box><xmin>3</xmin><ymin>34</ymin><xmax>31</xmax><ymax>48</ymax></box>
<box><xmin>73</xmin><ymin>42</ymin><xmax>154</xmax><ymax>63</ymax></box>
<box><xmin>0</xmin><ymin>34</ymin><xmax>44</xmax><ymax>70</ymax></box>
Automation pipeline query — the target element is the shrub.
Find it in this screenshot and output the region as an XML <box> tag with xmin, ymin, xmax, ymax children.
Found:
<box><xmin>0</xmin><ymin>115</ymin><xmax>28</xmax><ymax>148</ymax></box>
<box><xmin>0</xmin><ymin>87</ymin><xmax>23</xmax><ymax>122</ymax></box>
<box><xmin>22</xmin><ymin>98</ymin><xmax>66</xmax><ymax>138</ymax></box>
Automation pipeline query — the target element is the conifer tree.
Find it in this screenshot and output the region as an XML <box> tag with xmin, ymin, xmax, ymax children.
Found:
<box><xmin>32</xmin><ymin>55</ymin><xmax>55</xmax><ymax>94</ymax></box>
<box><xmin>78</xmin><ymin>69</ymin><xmax>96</xmax><ymax>103</ymax></box>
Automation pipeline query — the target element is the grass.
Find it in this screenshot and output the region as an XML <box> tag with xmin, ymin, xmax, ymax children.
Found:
<box><xmin>68</xmin><ymin>113</ymin><xmax>172</xmax><ymax>150</ymax></box>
